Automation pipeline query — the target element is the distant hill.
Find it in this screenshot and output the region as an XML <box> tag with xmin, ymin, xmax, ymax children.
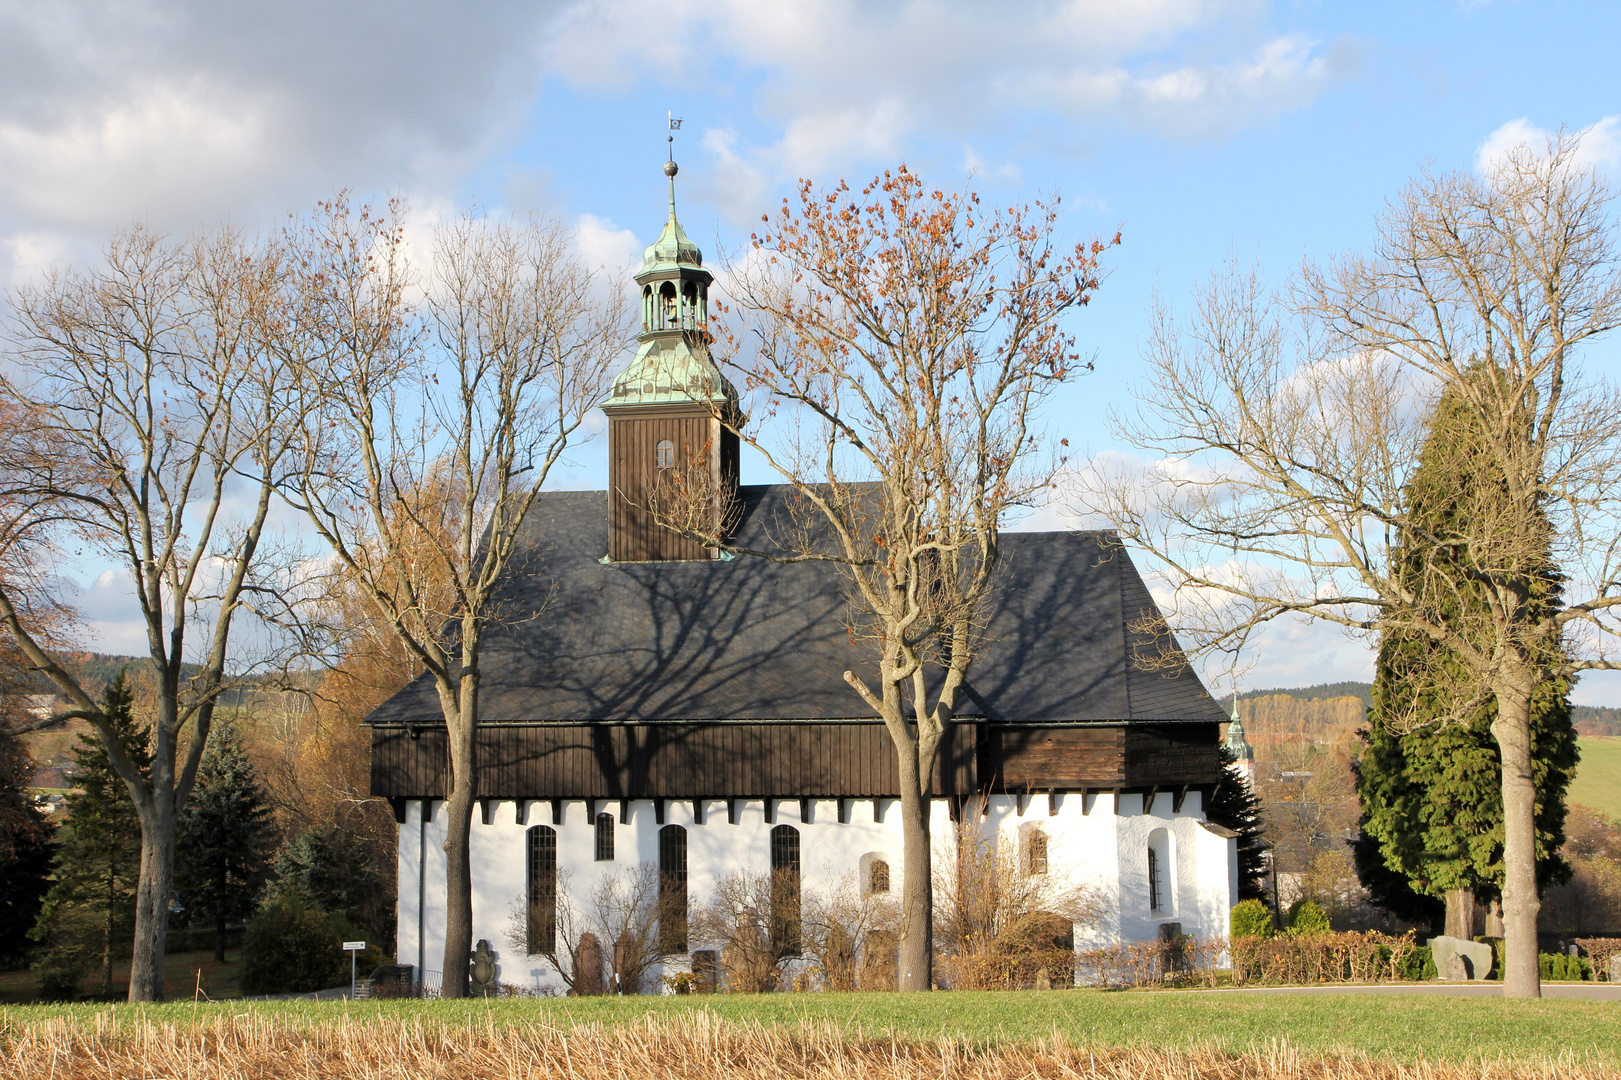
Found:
<box><xmin>1220</xmin><ymin>680</ymin><xmax>1620</xmax><ymax>736</ymax></box>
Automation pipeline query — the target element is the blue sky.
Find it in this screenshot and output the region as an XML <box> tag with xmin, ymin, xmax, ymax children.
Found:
<box><xmin>3</xmin><ymin>1</ymin><xmax>1619</xmax><ymax>699</ymax></box>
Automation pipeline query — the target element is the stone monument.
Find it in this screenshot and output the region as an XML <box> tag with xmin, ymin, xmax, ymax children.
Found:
<box><xmin>574</xmin><ymin>932</ymin><xmax>605</xmax><ymax>995</ymax></box>
<box><xmin>1428</xmin><ymin>935</ymin><xmax>1493</xmax><ymax>981</ymax></box>
<box><xmin>469</xmin><ymin>939</ymin><xmax>499</xmax><ymax>996</ymax></box>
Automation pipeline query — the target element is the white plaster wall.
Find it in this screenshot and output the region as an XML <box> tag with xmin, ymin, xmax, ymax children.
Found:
<box><xmin>396</xmin><ymin>790</ymin><xmax>1234</xmax><ymax>993</ymax></box>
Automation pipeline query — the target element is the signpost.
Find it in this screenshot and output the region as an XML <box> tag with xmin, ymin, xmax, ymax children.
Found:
<box><xmin>343</xmin><ymin>941</ymin><xmax>366</xmax><ymax>999</ymax></box>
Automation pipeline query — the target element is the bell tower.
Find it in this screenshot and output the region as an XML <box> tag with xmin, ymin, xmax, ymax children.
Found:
<box><xmin>602</xmin><ymin>133</ymin><xmax>741</xmax><ymax>562</ymax></box>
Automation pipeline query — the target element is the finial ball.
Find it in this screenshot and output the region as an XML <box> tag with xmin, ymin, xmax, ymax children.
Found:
<box><xmin>664</xmin><ymin>160</ymin><xmax>679</xmax><ymax>178</ymax></box>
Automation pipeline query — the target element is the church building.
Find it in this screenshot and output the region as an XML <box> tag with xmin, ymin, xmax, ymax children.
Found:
<box><xmin>365</xmin><ymin>153</ymin><xmax>1238</xmax><ymax>994</ymax></box>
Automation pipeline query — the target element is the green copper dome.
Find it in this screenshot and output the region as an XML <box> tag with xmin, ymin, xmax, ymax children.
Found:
<box><xmin>605</xmin><ymin>335</ymin><xmax>736</xmax><ymax>408</ymax></box>
<box><xmin>640</xmin><ymin>159</ymin><xmax>704</xmax><ymax>276</ymax></box>
<box><xmin>603</xmin><ymin>149</ymin><xmax>737</xmax><ymax>411</ymax></box>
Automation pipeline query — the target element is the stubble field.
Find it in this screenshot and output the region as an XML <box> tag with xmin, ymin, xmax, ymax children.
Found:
<box><xmin>2</xmin><ymin>992</ymin><xmax>1618</xmax><ymax>1079</ymax></box>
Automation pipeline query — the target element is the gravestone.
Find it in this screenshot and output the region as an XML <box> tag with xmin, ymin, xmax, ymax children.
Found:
<box><xmin>575</xmin><ymin>932</ymin><xmax>605</xmax><ymax>995</ymax></box>
<box><xmin>1428</xmin><ymin>935</ymin><xmax>1493</xmax><ymax>981</ymax></box>
<box><xmin>1610</xmin><ymin>953</ymin><xmax>1621</xmax><ymax>985</ymax></box>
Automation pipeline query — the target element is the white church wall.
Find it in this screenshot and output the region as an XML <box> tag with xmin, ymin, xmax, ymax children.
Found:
<box><xmin>396</xmin><ymin>787</ymin><xmax>1234</xmax><ymax>994</ymax></box>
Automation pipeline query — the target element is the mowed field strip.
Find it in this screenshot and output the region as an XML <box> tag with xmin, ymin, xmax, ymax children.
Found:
<box><xmin>1570</xmin><ymin>736</ymin><xmax>1621</xmax><ymax>819</ymax></box>
<box><xmin>6</xmin><ymin>991</ymin><xmax>1620</xmax><ymax>1068</ymax></box>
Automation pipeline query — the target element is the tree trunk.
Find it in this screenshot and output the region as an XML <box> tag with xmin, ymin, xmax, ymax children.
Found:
<box><xmin>215</xmin><ymin>909</ymin><xmax>227</xmax><ymax>963</ymax></box>
<box><xmin>1444</xmin><ymin>888</ymin><xmax>1477</xmax><ymax>940</ymax></box>
<box><xmin>1491</xmin><ymin>673</ymin><xmax>1542</xmax><ymax>999</ymax></box>
<box><xmin>128</xmin><ymin>801</ymin><xmax>174</xmax><ymax>1002</ymax></box>
<box><xmin>439</xmin><ymin>675</ymin><xmax>479</xmax><ymax>999</ymax></box>
<box><xmin>894</xmin><ymin>743</ymin><xmax>933</xmax><ymax>992</ymax></box>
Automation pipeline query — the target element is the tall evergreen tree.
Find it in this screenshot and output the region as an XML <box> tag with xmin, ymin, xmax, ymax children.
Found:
<box><xmin>0</xmin><ymin>724</ymin><xmax>54</xmax><ymax>968</ymax></box>
<box><xmin>1205</xmin><ymin>744</ymin><xmax>1270</xmax><ymax>901</ymax></box>
<box><xmin>1357</xmin><ymin>384</ymin><xmax>1578</xmax><ymax>936</ymax></box>
<box><xmin>174</xmin><ymin>721</ymin><xmax>275</xmax><ymax>961</ymax></box>
<box><xmin>29</xmin><ymin>673</ymin><xmax>148</xmax><ymax>997</ymax></box>
<box><xmin>271</xmin><ymin>822</ymin><xmax>393</xmax><ymax>950</ymax></box>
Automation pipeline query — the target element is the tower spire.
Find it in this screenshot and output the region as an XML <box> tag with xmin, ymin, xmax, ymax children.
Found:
<box><xmin>665</xmin><ymin>112</ymin><xmax>682</xmax><ymax>219</ymax></box>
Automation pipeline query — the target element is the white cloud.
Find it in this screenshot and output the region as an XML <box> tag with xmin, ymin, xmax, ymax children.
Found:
<box><xmin>573</xmin><ymin>213</ymin><xmax>642</xmax><ymax>278</ymax></box>
<box><xmin>1476</xmin><ymin>115</ymin><xmax>1621</xmax><ymax>176</ymax></box>
<box><xmin>543</xmin><ymin>1</ymin><xmax>1354</xmax><ymax>205</ymax></box>
<box><xmin>0</xmin><ymin>1</ymin><xmax>564</xmax><ymax>287</ymax></box>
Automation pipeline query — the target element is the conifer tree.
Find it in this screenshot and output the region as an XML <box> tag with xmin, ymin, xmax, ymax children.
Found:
<box><xmin>175</xmin><ymin>722</ymin><xmax>275</xmax><ymax>961</ymax></box>
<box><xmin>1205</xmin><ymin>744</ymin><xmax>1269</xmax><ymax>901</ymax></box>
<box><xmin>1357</xmin><ymin>386</ymin><xmax>1578</xmax><ymax>936</ymax></box>
<box><xmin>30</xmin><ymin>673</ymin><xmax>148</xmax><ymax>997</ymax></box>
<box><xmin>0</xmin><ymin>724</ymin><xmax>54</xmax><ymax>968</ymax></box>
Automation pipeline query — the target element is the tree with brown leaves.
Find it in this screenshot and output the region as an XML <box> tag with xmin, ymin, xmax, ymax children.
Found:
<box><xmin>654</xmin><ymin>167</ymin><xmax>1114</xmax><ymax>990</ymax></box>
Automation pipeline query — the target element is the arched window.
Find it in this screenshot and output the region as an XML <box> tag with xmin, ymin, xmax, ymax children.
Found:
<box><xmin>594</xmin><ymin>812</ymin><xmax>615</xmax><ymax>861</ymax></box>
<box><xmin>681</xmin><ymin>281</ymin><xmax>698</xmax><ymax>329</ymax></box>
<box><xmin>1147</xmin><ymin>827</ymin><xmax>1173</xmax><ymax>914</ymax></box>
<box><xmin>642</xmin><ymin>284</ymin><xmax>653</xmax><ymax>330</ymax></box>
<box><xmin>1024</xmin><ymin>828</ymin><xmax>1049</xmax><ymax>876</ymax></box>
<box><xmin>770</xmin><ymin>824</ymin><xmax>801</xmax><ymax>955</ymax></box>
<box><xmin>655</xmin><ymin>440</ymin><xmax>675</xmax><ymax>469</ymax></box>
<box><xmin>868</xmin><ymin>859</ymin><xmax>890</xmax><ymax>894</ymax></box>
<box><xmin>660</xmin><ymin>281</ymin><xmax>678</xmax><ymax>328</ymax></box>
<box><xmin>659</xmin><ymin>824</ymin><xmax>688</xmax><ymax>953</ymax></box>
<box><xmin>526</xmin><ymin>825</ymin><xmax>557</xmax><ymax>954</ymax></box>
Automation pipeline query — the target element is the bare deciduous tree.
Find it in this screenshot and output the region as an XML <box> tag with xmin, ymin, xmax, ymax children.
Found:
<box><xmin>659</xmin><ymin>167</ymin><xmax>1115</xmax><ymax>989</ymax></box>
<box><xmin>801</xmin><ymin>867</ymin><xmax>898</xmax><ymax>991</ymax></box>
<box><xmin>933</xmin><ymin>813</ymin><xmax>1109</xmax><ymax>990</ymax></box>
<box><xmin>278</xmin><ymin>199</ymin><xmax>627</xmax><ymax>997</ymax></box>
<box><xmin>1076</xmin><ymin>133</ymin><xmax>1621</xmax><ymax>997</ymax></box>
<box><xmin>692</xmin><ymin>869</ymin><xmax>800</xmax><ymax>993</ymax></box>
<box><xmin>0</xmin><ymin>225</ymin><xmax>305</xmax><ymax>1000</ymax></box>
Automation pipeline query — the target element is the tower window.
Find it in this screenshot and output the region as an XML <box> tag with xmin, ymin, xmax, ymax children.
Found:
<box><xmin>867</xmin><ymin>859</ymin><xmax>890</xmax><ymax>894</ymax></box>
<box><xmin>526</xmin><ymin>825</ymin><xmax>557</xmax><ymax>954</ymax></box>
<box><xmin>770</xmin><ymin>824</ymin><xmax>802</xmax><ymax>955</ymax></box>
<box><xmin>660</xmin><ymin>281</ymin><xmax>678</xmax><ymax>328</ymax></box>
<box><xmin>659</xmin><ymin>824</ymin><xmax>688</xmax><ymax>953</ymax></box>
<box><xmin>594</xmin><ymin>812</ymin><xmax>615</xmax><ymax>861</ymax></box>
<box><xmin>655</xmin><ymin>440</ymin><xmax>675</xmax><ymax>469</ymax></box>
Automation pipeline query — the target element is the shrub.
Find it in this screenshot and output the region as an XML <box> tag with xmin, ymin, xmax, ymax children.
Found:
<box><xmin>240</xmin><ymin>888</ymin><xmax>362</xmax><ymax>995</ymax></box>
<box><xmin>1286</xmin><ymin>900</ymin><xmax>1331</xmax><ymax>935</ymax></box>
<box><xmin>1397</xmin><ymin>945</ymin><xmax>1435</xmax><ymax>981</ymax></box>
<box><xmin>1229</xmin><ymin>899</ymin><xmax>1274</xmax><ymax>939</ymax></box>
<box><xmin>1540</xmin><ymin>951</ymin><xmax>1592</xmax><ymax>982</ymax></box>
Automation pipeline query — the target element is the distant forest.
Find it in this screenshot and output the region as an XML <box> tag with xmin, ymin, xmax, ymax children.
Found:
<box><xmin>19</xmin><ymin>651</ymin><xmax>289</xmax><ymax>706</ymax></box>
<box><xmin>1220</xmin><ymin>680</ymin><xmax>1621</xmax><ymax>738</ymax></box>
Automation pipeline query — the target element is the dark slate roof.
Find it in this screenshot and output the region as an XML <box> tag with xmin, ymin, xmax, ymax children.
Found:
<box><xmin>363</xmin><ymin>486</ymin><xmax>1225</xmax><ymax>727</ymax></box>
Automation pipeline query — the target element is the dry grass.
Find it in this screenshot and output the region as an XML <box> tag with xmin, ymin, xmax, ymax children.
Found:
<box><xmin>0</xmin><ymin>1011</ymin><xmax>1609</xmax><ymax>1080</ymax></box>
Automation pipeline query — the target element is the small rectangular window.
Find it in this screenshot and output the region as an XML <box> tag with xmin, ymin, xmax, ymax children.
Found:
<box><xmin>595</xmin><ymin>813</ymin><xmax>615</xmax><ymax>861</ymax></box>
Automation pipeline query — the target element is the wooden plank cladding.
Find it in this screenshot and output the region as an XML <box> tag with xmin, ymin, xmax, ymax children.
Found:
<box><xmin>371</xmin><ymin>720</ymin><xmax>1221</xmax><ymax>800</ymax></box>
<box><xmin>607</xmin><ymin>405</ymin><xmax>733</xmax><ymax>562</ymax></box>
<box><xmin>982</xmin><ymin>722</ymin><xmax>1221</xmax><ymax>792</ymax></box>
<box><xmin>372</xmin><ymin>720</ymin><xmax>978</xmax><ymax>800</ymax></box>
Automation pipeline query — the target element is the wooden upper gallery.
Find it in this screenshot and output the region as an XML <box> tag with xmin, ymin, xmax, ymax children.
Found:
<box><xmin>365</xmin><ymin>486</ymin><xmax>1228</xmax><ymax>808</ymax></box>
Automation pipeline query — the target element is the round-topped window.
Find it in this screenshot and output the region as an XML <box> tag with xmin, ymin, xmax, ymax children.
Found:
<box><xmin>655</xmin><ymin>440</ymin><xmax>675</xmax><ymax>469</ymax></box>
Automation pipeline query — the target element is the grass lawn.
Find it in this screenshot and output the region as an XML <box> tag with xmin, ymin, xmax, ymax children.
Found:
<box><xmin>1571</xmin><ymin>736</ymin><xmax>1621</xmax><ymax>820</ymax></box>
<box><xmin>6</xmin><ymin>990</ymin><xmax>1619</xmax><ymax>1065</ymax></box>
